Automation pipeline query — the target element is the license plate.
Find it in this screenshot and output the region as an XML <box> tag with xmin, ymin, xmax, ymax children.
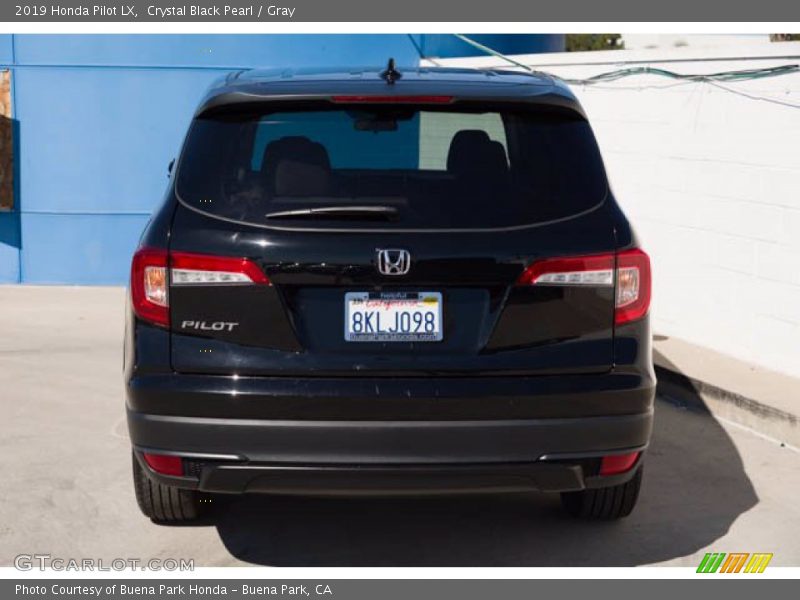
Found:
<box><xmin>344</xmin><ymin>292</ymin><xmax>443</xmax><ymax>342</ymax></box>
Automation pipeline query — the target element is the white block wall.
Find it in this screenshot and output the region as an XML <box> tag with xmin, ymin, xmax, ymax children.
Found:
<box><xmin>426</xmin><ymin>44</ymin><xmax>800</xmax><ymax>378</ymax></box>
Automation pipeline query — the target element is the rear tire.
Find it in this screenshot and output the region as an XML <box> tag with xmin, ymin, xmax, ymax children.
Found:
<box><xmin>132</xmin><ymin>453</ymin><xmax>206</xmax><ymax>522</ymax></box>
<box><xmin>561</xmin><ymin>465</ymin><xmax>643</xmax><ymax>520</ymax></box>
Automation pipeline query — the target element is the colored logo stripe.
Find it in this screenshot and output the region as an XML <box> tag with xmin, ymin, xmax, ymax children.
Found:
<box><xmin>697</xmin><ymin>553</ymin><xmax>726</xmax><ymax>573</ymax></box>
<box><xmin>744</xmin><ymin>553</ymin><xmax>773</xmax><ymax>573</ymax></box>
<box><xmin>719</xmin><ymin>553</ymin><xmax>749</xmax><ymax>573</ymax></box>
<box><xmin>697</xmin><ymin>552</ymin><xmax>773</xmax><ymax>573</ymax></box>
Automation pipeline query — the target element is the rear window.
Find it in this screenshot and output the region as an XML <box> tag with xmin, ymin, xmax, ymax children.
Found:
<box><xmin>176</xmin><ymin>105</ymin><xmax>607</xmax><ymax>230</ymax></box>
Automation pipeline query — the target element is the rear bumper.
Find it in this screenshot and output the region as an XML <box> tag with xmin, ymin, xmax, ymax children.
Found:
<box><xmin>128</xmin><ymin>410</ymin><xmax>652</xmax><ymax>494</ymax></box>
<box><xmin>127</xmin><ymin>369</ymin><xmax>654</xmax><ymax>494</ymax></box>
<box><xmin>133</xmin><ymin>450</ymin><xmax>645</xmax><ymax>495</ymax></box>
<box><xmin>126</xmin><ymin>371</ymin><xmax>655</xmax><ymax>420</ymax></box>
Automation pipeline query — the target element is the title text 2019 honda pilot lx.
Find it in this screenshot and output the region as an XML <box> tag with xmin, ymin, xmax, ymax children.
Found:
<box><xmin>125</xmin><ymin>64</ymin><xmax>655</xmax><ymax>522</ymax></box>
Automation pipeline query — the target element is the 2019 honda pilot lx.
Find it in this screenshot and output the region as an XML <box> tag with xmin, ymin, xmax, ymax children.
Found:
<box><xmin>125</xmin><ymin>64</ymin><xmax>655</xmax><ymax>523</ymax></box>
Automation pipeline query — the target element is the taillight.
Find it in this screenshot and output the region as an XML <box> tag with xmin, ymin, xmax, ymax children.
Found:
<box><xmin>142</xmin><ymin>452</ymin><xmax>184</xmax><ymax>476</ymax></box>
<box><xmin>131</xmin><ymin>247</ymin><xmax>169</xmax><ymax>327</ymax></box>
<box><xmin>614</xmin><ymin>249</ymin><xmax>651</xmax><ymax>326</ymax></box>
<box><xmin>516</xmin><ymin>254</ymin><xmax>615</xmax><ymax>287</ymax></box>
<box><xmin>516</xmin><ymin>248</ymin><xmax>651</xmax><ymax>326</ymax></box>
<box><xmin>599</xmin><ymin>451</ymin><xmax>641</xmax><ymax>476</ymax></box>
<box><xmin>170</xmin><ymin>252</ymin><xmax>270</xmax><ymax>285</ymax></box>
<box><xmin>130</xmin><ymin>248</ymin><xmax>270</xmax><ymax>328</ymax></box>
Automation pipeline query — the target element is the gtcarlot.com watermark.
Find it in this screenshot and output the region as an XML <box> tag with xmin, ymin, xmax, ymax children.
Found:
<box><xmin>14</xmin><ymin>554</ymin><xmax>194</xmax><ymax>571</ymax></box>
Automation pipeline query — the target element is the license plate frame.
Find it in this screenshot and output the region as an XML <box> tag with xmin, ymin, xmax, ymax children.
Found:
<box><xmin>344</xmin><ymin>291</ymin><xmax>443</xmax><ymax>342</ymax></box>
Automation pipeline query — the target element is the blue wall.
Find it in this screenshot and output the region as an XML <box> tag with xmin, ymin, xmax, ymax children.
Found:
<box><xmin>416</xmin><ymin>34</ymin><xmax>565</xmax><ymax>58</ymax></box>
<box><xmin>0</xmin><ymin>34</ymin><xmax>561</xmax><ymax>284</ymax></box>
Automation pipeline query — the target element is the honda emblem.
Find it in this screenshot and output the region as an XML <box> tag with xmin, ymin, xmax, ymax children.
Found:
<box><xmin>376</xmin><ymin>249</ymin><xmax>411</xmax><ymax>276</ymax></box>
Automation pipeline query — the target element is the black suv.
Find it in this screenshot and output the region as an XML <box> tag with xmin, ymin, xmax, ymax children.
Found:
<box><xmin>125</xmin><ymin>64</ymin><xmax>655</xmax><ymax>522</ymax></box>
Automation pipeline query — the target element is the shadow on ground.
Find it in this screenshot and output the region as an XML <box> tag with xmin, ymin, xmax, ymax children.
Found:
<box><xmin>196</xmin><ymin>358</ymin><xmax>758</xmax><ymax>566</ymax></box>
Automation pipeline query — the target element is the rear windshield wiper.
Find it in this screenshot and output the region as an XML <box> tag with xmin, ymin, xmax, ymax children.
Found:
<box><xmin>265</xmin><ymin>206</ymin><xmax>399</xmax><ymax>221</ymax></box>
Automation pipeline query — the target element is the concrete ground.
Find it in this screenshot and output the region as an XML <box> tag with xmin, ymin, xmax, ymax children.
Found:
<box><xmin>654</xmin><ymin>335</ymin><xmax>800</xmax><ymax>449</ymax></box>
<box><xmin>1</xmin><ymin>285</ymin><xmax>799</xmax><ymax>567</ymax></box>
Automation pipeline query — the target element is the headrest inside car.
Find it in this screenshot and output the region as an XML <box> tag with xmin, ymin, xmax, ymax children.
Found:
<box><xmin>274</xmin><ymin>159</ymin><xmax>331</xmax><ymax>197</ymax></box>
<box><xmin>446</xmin><ymin>129</ymin><xmax>508</xmax><ymax>179</ymax></box>
<box><xmin>262</xmin><ymin>136</ymin><xmax>331</xmax><ymax>195</ymax></box>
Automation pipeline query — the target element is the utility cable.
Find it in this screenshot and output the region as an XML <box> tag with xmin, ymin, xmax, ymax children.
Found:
<box><xmin>451</xmin><ymin>34</ymin><xmax>800</xmax><ymax>109</ymax></box>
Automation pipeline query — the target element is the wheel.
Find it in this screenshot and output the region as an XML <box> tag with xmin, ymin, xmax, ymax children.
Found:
<box><xmin>561</xmin><ymin>465</ymin><xmax>643</xmax><ymax>520</ymax></box>
<box><xmin>132</xmin><ymin>452</ymin><xmax>206</xmax><ymax>522</ymax></box>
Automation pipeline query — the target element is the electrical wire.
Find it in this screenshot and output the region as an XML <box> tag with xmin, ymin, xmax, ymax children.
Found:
<box><xmin>565</xmin><ymin>67</ymin><xmax>800</xmax><ymax>109</ymax></box>
<box><xmin>451</xmin><ymin>34</ymin><xmax>800</xmax><ymax>110</ymax></box>
<box><xmin>452</xmin><ymin>34</ymin><xmax>537</xmax><ymax>73</ymax></box>
<box><xmin>703</xmin><ymin>79</ymin><xmax>800</xmax><ymax>109</ymax></box>
<box><xmin>561</xmin><ymin>64</ymin><xmax>800</xmax><ymax>85</ymax></box>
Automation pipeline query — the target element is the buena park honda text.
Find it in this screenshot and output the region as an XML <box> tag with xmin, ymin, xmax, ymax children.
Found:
<box><xmin>124</xmin><ymin>62</ymin><xmax>655</xmax><ymax>522</ymax></box>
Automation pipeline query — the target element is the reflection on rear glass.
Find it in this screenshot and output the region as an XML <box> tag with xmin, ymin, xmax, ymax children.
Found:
<box><xmin>176</xmin><ymin>107</ymin><xmax>608</xmax><ymax>229</ymax></box>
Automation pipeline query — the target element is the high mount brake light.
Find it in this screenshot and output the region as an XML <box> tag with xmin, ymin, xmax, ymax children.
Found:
<box><xmin>130</xmin><ymin>248</ymin><xmax>270</xmax><ymax>328</ymax></box>
<box><xmin>330</xmin><ymin>95</ymin><xmax>454</xmax><ymax>104</ymax></box>
<box><xmin>516</xmin><ymin>249</ymin><xmax>651</xmax><ymax>326</ymax></box>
